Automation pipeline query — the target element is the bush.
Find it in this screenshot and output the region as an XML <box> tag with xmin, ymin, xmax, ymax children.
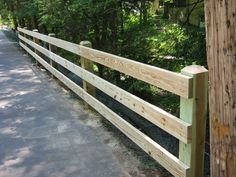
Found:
<box><xmin>116</xmin><ymin>18</ymin><xmax>207</xmax><ymax>102</ymax></box>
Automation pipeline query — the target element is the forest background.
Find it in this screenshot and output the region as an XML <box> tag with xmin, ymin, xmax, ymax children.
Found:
<box><xmin>0</xmin><ymin>0</ymin><xmax>206</xmax><ymax>116</ymax></box>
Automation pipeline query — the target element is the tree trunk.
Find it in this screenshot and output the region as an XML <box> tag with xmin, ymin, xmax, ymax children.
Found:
<box><xmin>204</xmin><ymin>0</ymin><xmax>236</xmax><ymax>177</ymax></box>
<box><xmin>12</xmin><ymin>17</ymin><xmax>18</xmax><ymax>30</ymax></box>
<box><xmin>22</xmin><ymin>18</ymin><xmax>26</xmax><ymax>27</ymax></box>
<box><xmin>10</xmin><ymin>3</ymin><xmax>18</xmax><ymax>30</ymax></box>
<box><xmin>184</xmin><ymin>0</ymin><xmax>200</xmax><ymax>25</ymax></box>
<box><xmin>31</xmin><ymin>15</ymin><xmax>39</xmax><ymax>29</ymax></box>
<box><xmin>163</xmin><ymin>2</ymin><xmax>170</xmax><ymax>19</ymax></box>
<box><xmin>141</xmin><ymin>0</ymin><xmax>147</xmax><ymax>24</ymax></box>
<box><xmin>42</xmin><ymin>24</ymin><xmax>48</xmax><ymax>34</ymax></box>
<box><xmin>152</xmin><ymin>0</ymin><xmax>159</xmax><ymax>14</ymax></box>
<box><xmin>119</xmin><ymin>0</ymin><xmax>124</xmax><ymax>34</ymax></box>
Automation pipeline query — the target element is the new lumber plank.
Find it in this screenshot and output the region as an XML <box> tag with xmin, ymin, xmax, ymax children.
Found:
<box><xmin>19</xmin><ymin>34</ymin><xmax>192</xmax><ymax>143</ymax></box>
<box><xmin>18</xmin><ymin>27</ymin><xmax>193</xmax><ymax>98</ymax></box>
<box><xmin>19</xmin><ymin>42</ymin><xmax>190</xmax><ymax>177</ymax></box>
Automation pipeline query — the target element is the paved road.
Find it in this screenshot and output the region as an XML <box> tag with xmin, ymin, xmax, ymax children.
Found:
<box><xmin>0</xmin><ymin>31</ymin><xmax>128</xmax><ymax>177</ymax></box>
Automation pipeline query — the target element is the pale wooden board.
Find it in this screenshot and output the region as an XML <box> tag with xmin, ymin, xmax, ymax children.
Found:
<box><xmin>80</xmin><ymin>41</ymin><xmax>95</xmax><ymax>97</ymax></box>
<box><xmin>78</xmin><ymin>46</ymin><xmax>193</xmax><ymax>98</ymax></box>
<box><xmin>18</xmin><ymin>27</ymin><xmax>80</xmax><ymax>54</ymax></box>
<box><xmin>18</xmin><ymin>27</ymin><xmax>192</xmax><ymax>98</ymax></box>
<box><xmin>19</xmin><ymin>34</ymin><xmax>192</xmax><ymax>144</ymax></box>
<box><xmin>20</xmin><ymin>42</ymin><xmax>190</xmax><ymax>177</ymax></box>
<box><xmin>179</xmin><ymin>66</ymin><xmax>208</xmax><ymax>177</ymax></box>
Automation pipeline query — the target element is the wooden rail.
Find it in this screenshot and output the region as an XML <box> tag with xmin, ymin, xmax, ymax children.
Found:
<box><xmin>17</xmin><ymin>27</ymin><xmax>192</xmax><ymax>98</ymax></box>
<box><xmin>17</xmin><ymin>27</ymin><xmax>208</xmax><ymax>177</ymax></box>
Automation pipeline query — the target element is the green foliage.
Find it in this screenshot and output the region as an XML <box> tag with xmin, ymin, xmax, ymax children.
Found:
<box><xmin>119</xmin><ymin>19</ymin><xmax>206</xmax><ymax>71</ymax></box>
<box><xmin>116</xmin><ymin>18</ymin><xmax>206</xmax><ymax>103</ymax></box>
<box><xmin>0</xmin><ymin>0</ymin><xmax>207</xmax><ymax>114</ymax></box>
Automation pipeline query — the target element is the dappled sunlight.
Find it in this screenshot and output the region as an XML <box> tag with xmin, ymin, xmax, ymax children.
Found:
<box><xmin>0</xmin><ymin>147</ymin><xmax>32</xmax><ymax>177</ymax></box>
<box><xmin>0</xmin><ymin>68</ymin><xmax>42</xmax><ymax>85</ymax></box>
<box><xmin>0</xmin><ymin>76</ymin><xmax>43</xmax><ymax>113</ymax></box>
<box><xmin>0</xmin><ymin>139</ymin><xmax>97</xmax><ymax>177</ymax></box>
<box><xmin>0</xmin><ymin>127</ymin><xmax>17</xmax><ymax>135</ymax></box>
<box><xmin>0</xmin><ymin>90</ymin><xmax>35</xmax><ymax>99</ymax></box>
<box><xmin>0</xmin><ymin>30</ymin><xmax>137</xmax><ymax>177</ymax></box>
<box><xmin>24</xmin><ymin>106</ymin><xmax>38</xmax><ymax>112</ymax></box>
<box><xmin>3</xmin><ymin>157</ymin><xmax>24</xmax><ymax>167</ymax></box>
<box><xmin>18</xmin><ymin>77</ymin><xmax>42</xmax><ymax>84</ymax></box>
<box><xmin>0</xmin><ymin>157</ymin><xmax>77</xmax><ymax>177</ymax></box>
<box><xmin>0</xmin><ymin>76</ymin><xmax>11</xmax><ymax>82</ymax></box>
<box><xmin>0</xmin><ymin>71</ymin><xmax>5</xmax><ymax>76</ymax></box>
<box><xmin>9</xmin><ymin>68</ymin><xmax>32</xmax><ymax>75</ymax></box>
<box><xmin>0</xmin><ymin>99</ymin><xmax>16</xmax><ymax>109</ymax></box>
<box><xmin>15</xmin><ymin>119</ymin><xmax>22</xmax><ymax>123</ymax></box>
<box><xmin>0</xmin><ymin>166</ymin><xmax>26</xmax><ymax>177</ymax></box>
<box><xmin>1</xmin><ymin>117</ymin><xmax>33</xmax><ymax>127</ymax></box>
<box><xmin>2</xmin><ymin>147</ymin><xmax>32</xmax><ymax>165</ymax></box>
<box><xmin>0</xmin><ymin>88</ymin><xmax>15</xmax><ymax>96</ymax></box>
<box><xmin>22</xmin><ymin>162</ymin><xmax>46</xmax><ymax>177</ymax></box>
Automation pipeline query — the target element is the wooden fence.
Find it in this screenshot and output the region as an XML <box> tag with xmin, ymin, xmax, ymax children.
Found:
<box><xmin>17</xmin><ymin>27</ymin><xmax>208</xmax><ymax>177</ymax></box>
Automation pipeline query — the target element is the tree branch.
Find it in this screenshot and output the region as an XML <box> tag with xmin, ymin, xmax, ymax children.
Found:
<box><xmin>184</xmin><ymin>0</ymin><xmax>202</xmax><ymax>25</ymax></box>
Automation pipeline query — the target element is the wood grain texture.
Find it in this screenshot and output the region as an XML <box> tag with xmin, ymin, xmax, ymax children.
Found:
<box><xmin>80</xmin><ymin>41</ymin><xmax>95</xmax><ymax>97</ymax></box>
<box><xmin>18</xmin><ymin>27</ymin><xmax>80</xmax><ymax>53</ymax></box>
<box><xmin>19</xmin><ymin>41</ymin><xmax>190</xmax><ymax>177</ymax></box>
<box><xmin>179</xmin><ymin>65</ymin><xmax>208</xmax><ymax>177</ymax></box>
<box><xmin>33</xmin><ymin>29</ymin><xmax>40</xmax><ymax>65</ymax></box>
<box><xmin>18</xmin><ymin>34</ymin><xmax>192</xmax><ymax>143</ymax></box>
<box><xmin>17</xmin><ymin>27</ymin><xmax>192</xmax><ymax>98</ymax></box>
<box><xmin>48</xmin><ymin>33</ymin><xmax>57</xmax><ymax>73</ymax></box>
<box><xmin>22</xmin><ymin>27</ymin><xmax>28</xmax><ymax>56</ymax></box>
<box><xmin>205</xmin><ymin>0</ymin><xmax>236</xmax><ymax>177</ymax></box>
<box><xmin>78</xmin><ymin>46</ymin><xmax>193</xmax><ymax>98</ymax></box>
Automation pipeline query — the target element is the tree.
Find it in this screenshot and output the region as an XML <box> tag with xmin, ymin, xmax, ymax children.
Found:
<box><xmin>205</xmin><ymin>0</ymin><xmax>236</xmax><ymax>176</ymax></box>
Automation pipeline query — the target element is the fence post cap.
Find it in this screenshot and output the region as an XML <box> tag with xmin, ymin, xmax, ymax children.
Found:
<box><xmin>48</xmin><ymin>33</ymin><xmax>55</xmax><ymax>37</ymax></box>
<box><xmin>80</xmin><ymin>41</ymin><xmax>92</xmax><ymax>47</ymax></box>
<box><xmin>181</xmin><ymin>65</ymin><xmax>208</xmax><ymax>75</ymax></box>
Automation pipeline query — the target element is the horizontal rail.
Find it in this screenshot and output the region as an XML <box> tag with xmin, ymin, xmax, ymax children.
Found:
<box><xmin>20</xmin><ymin>41</ymin><xmax>190</xmax><ymax>177</ymax></box>
<box><xmin>19</xmin><ymin>34</ymin><xmax>192</xmax><ymax>144</ymax></box>
<box><xmin>18</xmin><ymin>27</ymin><xmax>193</xmax><ymax>98</ymax></box>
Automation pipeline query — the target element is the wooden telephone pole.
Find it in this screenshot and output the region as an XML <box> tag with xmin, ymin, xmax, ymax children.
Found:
<box><xmin>204</xmin><ymin>0</ymin><xmax>236</xmax><ymax>177</ymax></box>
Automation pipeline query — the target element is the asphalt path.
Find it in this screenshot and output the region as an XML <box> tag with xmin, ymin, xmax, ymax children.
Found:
<box><xmin>0</xmin><ymin>30</ymin><xmax>129</xmax><ymax>177</ymax></box>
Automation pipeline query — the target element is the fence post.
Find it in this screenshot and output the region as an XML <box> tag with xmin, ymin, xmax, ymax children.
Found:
<box><xmin>23</xmin><ymin>27</ymin><xmax>28</xmax><ymax>55</ymax></box>
<box><xmin>33</xmin><ymin>29</ymin><xmax>40</xmax><ymax>65</ymax></box>
<box><xmin>48</xmin><ymin>33</ymin><xmax>57</xmax><ymax>77</ymax></box>
<box><xmin>80</xmin><ymin>41</ymin><xmax>95</xmax><ymax>98</ymax></box>
<box><xmin>179</xmin><ymin>65</ymin><xmax>208</xmax><ymax>177</ymax></box>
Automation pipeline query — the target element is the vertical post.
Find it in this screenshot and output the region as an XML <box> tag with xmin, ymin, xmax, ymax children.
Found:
<box><xmin>48</xmin><ymin>33</ymin><xmax>57</xmax><ymax>77</ymax></box>
<box><xmin>179</xmin><ymin>65</ymin><xmax>208</xmax><ymax>177</ymax></box>
<box><xmin>23</xmin><ymin>27</ymin><xmax>28</xmax><ymax>55</ymax></box>
<box><xmin>80</xmin><ymin>41</ymin><xmax>95</xmax><ymax>97</ymax></box>
<box><xmin>33</xmin><ymin>29</ymin><xmax>40</xmax><ymax>65</ymax></box>
<box><xmin>23</xmin><ymin>27</ymin><xmax>27</xmax><ymax>39</ymax></box>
